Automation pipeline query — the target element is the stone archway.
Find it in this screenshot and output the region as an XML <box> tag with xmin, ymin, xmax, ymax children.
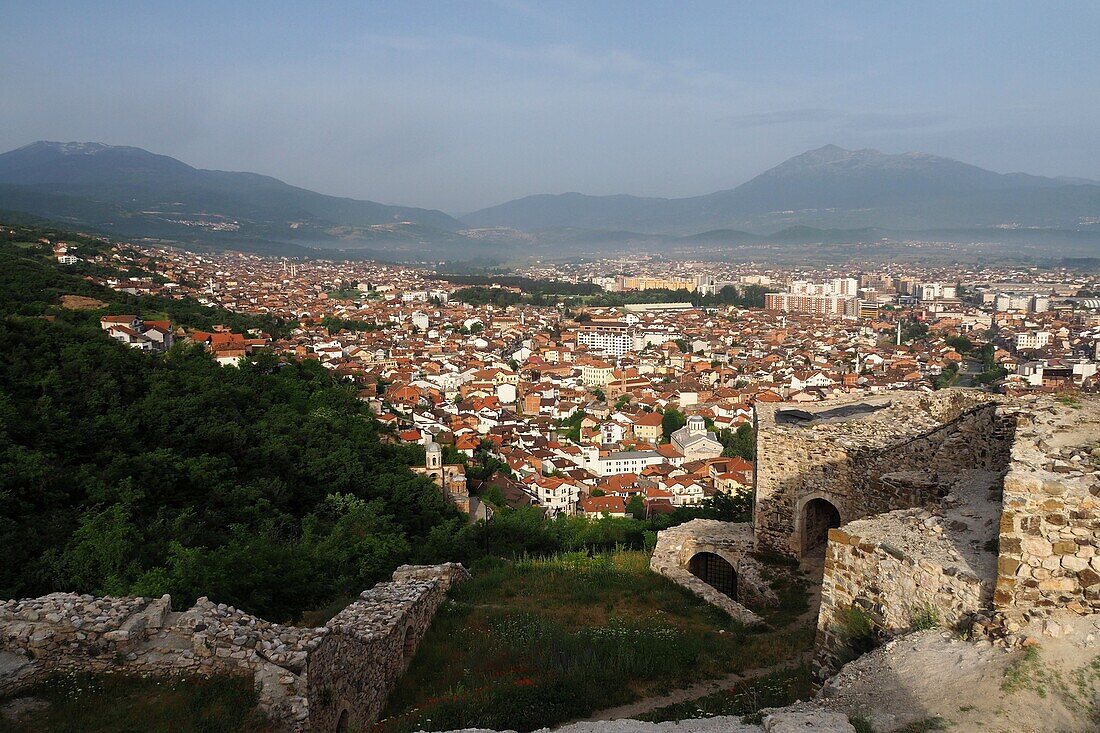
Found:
<box><xmin>687</xmin><ymin>551</ymin><xmax>738</xmax><ymax>600</ymax></box>
<box><xmin>335</xmin><ymin>709</ymin><xmax>349</xmax><ymax>733</ymax></box>
<box><xmin>801</xmin><ymin>497</ymin><xmax>841</xmax><ymax>556</ymax></box>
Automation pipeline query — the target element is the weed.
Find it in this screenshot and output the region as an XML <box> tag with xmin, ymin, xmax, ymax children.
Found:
<box><xmin>1001</xmin><ymin>644</ymin><xmax>1041</xmax><ymax>694</ymax></box>
<box><xmin>849</xmin><ymin>716</ymin><xmax>875</xmax><ymax>733</ymax></box>
<box><xmin>909</xmin><ymin>603</ymin><xmax>940</xmax><ymax>631</ymax></box>
<box><xmin>634</xmin><ymin>666</ymin><xmax>813</xmax><ymax>723</ymax></box>
<box><xmin>0</xmin><ymin>671</ymin><xmax>272</xmax><ymax>733</ymax></box>
<box><xmin>374</xmin><ymin>550</ymin><xmax>817</xmax><ymax>733</ymax></box>
<box><xmin>842</xmin><ymin>606</ymin><xmax>877</xmax><ymax>655</ymax></box>
<box><xmin>1055</xmin><ymin>394</ymin><xmax>1082</xmax><ymax>409</ymax></box>
<box><xmin>894</xmin><ymin>717</ymin><xmax>947</xmax><ymax>732</ymax></box>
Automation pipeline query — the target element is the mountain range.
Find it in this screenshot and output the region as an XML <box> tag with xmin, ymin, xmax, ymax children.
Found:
<box><xmin>464</xmin><ymin>145</ymin><xmax>1100</xmax><ymax>233</ymax></box>
<box><xmin>1</xmin><ymin>141</ymin><xmax>1098</xmax><ymax>257</ymax></box>
<box><xmin>0</xmin><ymin>141</ymin><xmax>463</xmax><ymax>253</ymax></box>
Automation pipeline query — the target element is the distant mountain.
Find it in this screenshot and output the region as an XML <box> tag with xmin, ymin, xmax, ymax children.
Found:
<box><xmin>3</xmin><ymin>141</ymin><xmax>1098</xmax><ymax>258</ymax></box>
<box><xmin>463</xmin><ymin>145</ymin><xmax>1100</xmax><ymax>233</ymax></box>
<box><xmin>0</xmin><ymin>142</ymin><xmax>463</xmax><ymax>246</ymax></box>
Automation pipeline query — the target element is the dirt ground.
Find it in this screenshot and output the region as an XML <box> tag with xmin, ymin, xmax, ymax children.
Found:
<box><xmin>59</xmin><ymin>294</ymin><xmax>107</xmax><ymax>310</ymax></box>
<box><xmin>807</xmin><ymin>615</ymin><xmax>1100</xmax><ymax>732</ymax></box>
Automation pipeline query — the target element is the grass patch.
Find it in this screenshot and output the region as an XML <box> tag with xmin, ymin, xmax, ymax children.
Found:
<box><xmin>909</xmin><ymin>603</ymin><xmax>940</xmax><ymax>631</ymax></box>
<box><xmin>1055</xmin><ymin>394</ymin><xmax>1082</xmax><ymax>409</ymax></box>
<box><xmin>635</xmin><ymin>666</ymin><xmax>813</xmax><ymax>723</ymax></box>
<box><xmin>1002</xmin><ymin>648</ymin><xmax>1100</xmax><ymax>724</ymax></box>
<box><xmin>0</xmin><ymin>671</ymin><xmax>274</xmax><ymax>733</ymax></box>
<box><xmin>1001</xmin><ymin>644</ymin><xmax>1041</xmax><ymax>694</ymax></box>
<box><xmin>374</xmin><ymin>551</ymin><xmax>815</xmax><ymax>733</ymax></box>
<box><xmin>756</xmin><ymin>565</ymin><xmax>811</xmax><ymax>628</ymax></box>
<box><xmin>849</xmin><ymin>715</ymin><xmax>875</xmax><ymax>733</ymax></box>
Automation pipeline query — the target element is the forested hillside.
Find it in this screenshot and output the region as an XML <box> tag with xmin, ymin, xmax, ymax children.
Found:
<box><xmin>0</xmin><ymin>227</ymin><xmax>462</xmax><ymax>621</ymax></box>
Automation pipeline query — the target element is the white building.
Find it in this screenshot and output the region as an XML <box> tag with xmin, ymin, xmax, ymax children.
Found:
<box><xmin>671</xmin><ymin>416</ymin><xmax>723</xmax><ymax>461</ymax></box>
<box><xmin>583</xmin><ymin>447</ymin><xmax>665</xmax><ymax>476</ymax></box>
<box><xmin>1015</xmin><ymin>331</ymin><xmax>1052</xmax><ymax>350</ymax></box>
<box><xmin>575</xmin><ymin>322</ymin><xmax>633</xmax><ymax>357</ymax></box>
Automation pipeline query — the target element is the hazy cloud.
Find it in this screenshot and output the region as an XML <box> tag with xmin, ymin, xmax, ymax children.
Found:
<box><xmin>723</xmin><ymin>109</ymin><xmax>844</xmax><ymax>128</ymax></box>
<box><xmin>725</xmin><ymin>109</ymin><xmax>951</xmax><ymax>131</ymax></box>
<box><xmin>845</xmin><ymin>112</ymin><xmax>953</xmax><ymax>131</ymax></box>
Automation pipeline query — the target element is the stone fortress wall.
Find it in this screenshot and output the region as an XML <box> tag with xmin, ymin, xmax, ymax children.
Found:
<box><xmin>2</xmin><ymin>390</ymin><xmax>1096</xmax><ymax>730</ymax></box>
<box><xmin>0</xmin><ymin>562</ymin><xmax>469</xmax><ymax>731</ymax></box>
<box><xmin>746</xmin><ymin>390</ymin><xmax>1100</xmax><ymax>678</ymax></box>
<box><xmin>753</xmin><ymin>391</ymin><xmax>1016</xmax><ymax>559</ymax></box>
<box><xmin>995</xmin><ymin>402</ymin><xmax>1100</xmax><ymax>623</ymax></box>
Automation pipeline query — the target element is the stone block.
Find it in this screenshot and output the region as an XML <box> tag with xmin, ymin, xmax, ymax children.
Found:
<box><xmin>1021</xmin><ymin>537</ymin><xmax>1052</xmax><ymax>557</ymax></box>
<box><xmin>998</xmin><ymin>557</ymin><xmax>1021</xmax><ymax>576</ymax></box>
<box><xmin>1062</xmin><ymin>556</ymin><xmax>1089</xmax><ymax>573</ymax></box>
<box><xmin>1038</xmin><ymin>578</ymin><xmax>1076</xmax><ymax>593</ymax></box>
<box><xmin>1079</xmin><ymin>568</ymin><xmax>1100</xmax><ymax>589</ymax></box>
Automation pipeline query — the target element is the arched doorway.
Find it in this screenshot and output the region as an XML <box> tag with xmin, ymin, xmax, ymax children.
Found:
<box><xmin>688</xmin><ymin>552</ymin><xmax>737</xmax><ymax>600</ymax></box>
<box><xmin>335</xmin><ymin>709</ymin><xmax>349</xmax><ymax>733</ymax></box>
<box><xmin>802</xmin><ymin>498</ymin><xmax>841</xmax><ymax>556</ymax></box>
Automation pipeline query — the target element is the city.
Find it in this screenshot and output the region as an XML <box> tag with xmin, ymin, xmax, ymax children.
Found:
<box><xmin>1</xmin><ymin>3</ymin><xmax>1099</xmax><ymax>732</ymax></box>
<box><xmin>45</xmin><ymin>232</ymin><xmax>1100</xmax><ymax>522</ymax></box>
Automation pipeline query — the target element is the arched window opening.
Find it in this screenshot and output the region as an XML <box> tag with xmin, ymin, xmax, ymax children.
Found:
<box><xmin>687</xmin><ymin>551</ymin><xmax>738</xmax><ymax>600</ymax></box>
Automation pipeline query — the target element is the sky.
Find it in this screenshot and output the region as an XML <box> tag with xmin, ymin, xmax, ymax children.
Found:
<box><xmin>2</xmin><ymin>1</ymin><xmax>1099</xmax><ymax>213</ymax></box>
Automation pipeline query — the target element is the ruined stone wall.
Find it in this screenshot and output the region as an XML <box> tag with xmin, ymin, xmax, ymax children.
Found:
<box><xmin>994</xmin><ymin>403</ymin><xmax>1100</xmax><ymax>623</ymax></box>
<box><xmin>0</xmin><ymin>563</ymin><xmax>469</xmax><ymax>731</ymax></box>
<box><xmin>306</xmin><ymin>563</ymin><xmax>470</xmax><ymax>733</ymax></box>
<box><xmin>0</xmin><ymin>593</ymin><xmax>322</xmax><ymax>725</ymax></box>
<box><xmin>814</xmin><ymin>520</ymin><xmax>990</xmax><ymax>679</ymax></box>
<box><xmin>754</xmin><ymin>392</ymin><xmax>1013</xmax><ymax>558</ymax></box>
<box><xmin>811</xmin><ymin>396</ymin><xmax>1099</xmax><ymax>679</ymax></box>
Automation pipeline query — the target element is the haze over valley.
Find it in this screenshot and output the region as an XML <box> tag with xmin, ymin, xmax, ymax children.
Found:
<box><xmin>2</xmin><ymin>140</ymin><xmax>1098</xmax><ymax>260</ymax></box>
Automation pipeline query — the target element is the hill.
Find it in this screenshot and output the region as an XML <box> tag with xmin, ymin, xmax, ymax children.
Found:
<box><xmin>0</xmin><ymin>141</ymin><xmax>463</xmax><ymax>250</ymax></box>
<box><xmin>0</xmin><ymin>225</ymin><xmax>464</xmax><ymax>621</ymax></box>
<box><xmin>463</xmin><ymin>145</ymin><xmax>1100</xmax><ymax>234</ymax></box>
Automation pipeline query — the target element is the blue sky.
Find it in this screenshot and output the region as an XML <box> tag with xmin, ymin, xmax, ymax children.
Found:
<box><xmin>2</xmin><ymin>1</ymin><xmax>1098</xmax><ymax>212</ymax></box>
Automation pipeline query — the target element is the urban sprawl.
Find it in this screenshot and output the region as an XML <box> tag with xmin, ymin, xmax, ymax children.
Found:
<box><xmin>47</xmin><ymin>235</ymin><xmax>1100</xmax><ymax>521</ymax></box>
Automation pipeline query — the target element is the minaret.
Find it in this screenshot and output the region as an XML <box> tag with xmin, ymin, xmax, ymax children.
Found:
<box><xmin>896</xmin><ymin>321</ymin><xmax>902</xmax><ymax>346</ymax></box>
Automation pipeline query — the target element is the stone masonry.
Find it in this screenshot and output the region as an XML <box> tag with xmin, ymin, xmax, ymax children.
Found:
<box><xmin>0</xmin><ymin>562</ymin><xmax>469</xmax><ymax>732</ymax></box>
<box><xmin>810</xmin><ymin>394</ymin><xmax>1100</xmax><ymax>678</ymax></box>
<box><xmin>649</xmin><ymin>519</ymin><xmax>769</xmax><ymax>626</ymax></box>
<box><xmin>994</xmin><ymin>398</ymin><xmax>1100</xmax><ymax>624</ymax></box>
<box><xmin>812</xmin><ymin>470</ymin><xmax>1001</xmax><ymax>677</ymax></box>
<box><xmin>753</xmin><ymin>390</ymin><xmax>1015</xmax><ymax>559</ymax></box>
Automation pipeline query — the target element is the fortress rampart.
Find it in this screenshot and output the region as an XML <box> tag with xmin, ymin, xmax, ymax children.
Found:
<box><xmin>649</xmin><ymin>519</ymin><xmax>770</xmax><ymax>626</ymax></box>
<box><xmin>995</xmin><ymin>403</ymin><xmax>1100</xmax><ymax>622</ymax></box>
<box><xmin>753</xmin><ymin>391</ymin><xmax>1015</xmax><ymax>559</ymax></box>
<box><xmin>793</xmin><ymin>392</ymin><xmax>1099</xmax><ymax>678</ymax></box>
<box><xmin>0</xmin><ymin>562</ymin><xmax>469</xmax><ymax>731</ymax></box>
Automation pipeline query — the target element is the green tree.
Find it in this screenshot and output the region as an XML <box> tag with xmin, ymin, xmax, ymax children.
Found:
<box><xmin>944</xmin><ymin>335</ymin><xmax>973</xmax><ymax>354</ymax></box>
<box><xmin>661</xmin><ymin>409</ymin><xmax>686</xmax><ymax>440</ymax></box>
<box><xmin>720</xmin><ymin>423</ymin><xmax>755</xmax><ymax>460</ymax></box>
